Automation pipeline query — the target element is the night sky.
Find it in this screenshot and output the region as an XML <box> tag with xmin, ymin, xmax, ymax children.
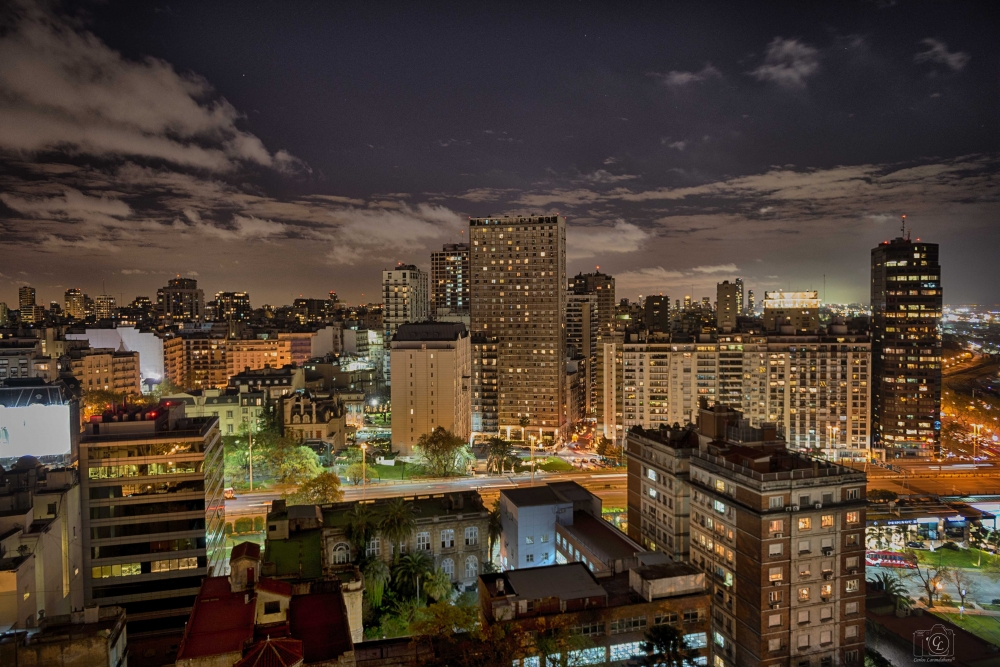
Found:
<box><xmin>1</xmin><ymin>0</ymin><xmax>997</xmax><ymax>308</ymax></box>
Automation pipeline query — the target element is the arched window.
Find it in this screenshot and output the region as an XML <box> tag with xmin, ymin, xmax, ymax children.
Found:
<box><xmin>441</xmin><ymin>558</ymin><xmax>454</xmax><ymax>580</ymax></box>
<box><xmin>465</xmin><ymin>555</ymin><xmax>479</xmax><ymax>579</ymax></box>
<box><xmin>333</xmin><ymin>542</ymin><xmax>350</xmax><ymax>564</ymax></box>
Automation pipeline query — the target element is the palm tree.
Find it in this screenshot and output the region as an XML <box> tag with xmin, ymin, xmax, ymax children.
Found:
<box><xmin>487</xmin><ymin>500</ymin><xmax>502</xmax><ymax>560</ymax></box>
<box><xmin>638</xmin><ymin>624</ymin><xmax>697</xmax><ymax>667</ymax></box>
<box><xmin>380</xmin><ymin>497</ymin><xmax>416</xmax><ymax>561</ymax></box>
<box><xmin>486</xmin><ymin>437</ymin><xmax>514</xmax><ymax>475</ymax></box>
<box><xmin>344</xmin><ymin>503</ymin><xmax>378</xmax><ymax>562</ymax></box>
<box><xmin>870</xmin><ymin>571</ymin><xmax>911</xmax><ymax>610</ymax></box>
<box><xmin>394</xmin><ymin>551</ymin><xmax>433</xmax><ymax>602</ymax></box>
<box><xmin>518</xmin><ymin>416</ymin><xmax>530</xmax><ymax>442</ymax></box>
<box><xmin>363</xmin><ymin>558</ymin><xmax>391</xmax><ymax>608</ymax></box>
<box><xmin>423</xmin><ymin>566</ymin><xmax>453</xmax><ymax>602</ymax></box>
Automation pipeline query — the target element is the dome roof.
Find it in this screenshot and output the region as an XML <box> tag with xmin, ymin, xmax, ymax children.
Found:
<box><xmin>13</xmin><ymin>455</ymin><xmax>42</xmax><ymax>471</ymax></box>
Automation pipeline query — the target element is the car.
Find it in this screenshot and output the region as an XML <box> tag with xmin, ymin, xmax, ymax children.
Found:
<box><xmin>906</xmin><ymin>541</ymin><xmax>926</xmax><ymax>549</ymax></box>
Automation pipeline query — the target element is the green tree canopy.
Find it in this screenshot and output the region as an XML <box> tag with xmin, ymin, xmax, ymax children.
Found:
<box><xmin>344</xmin><ymin>504</ymin><xmax>379</xmax><ymax>559</ymax></box>
<box><xmin>415</xmin><ymin>427</ymin><xmax>470</xmax><ymax>477</ymax></box>
<box><xmin>363</xmin><ymin>558</ymin><xmax>391</xmax><ymax>608</ymax></box>
<box><xmin>393</xmin><ymin>551</ymin><xmax>433</xmax><ymax>601</ymax></box>
<box><xmin>284</xmin><ymin>471</ymin><xmax>344</xmax><ymax>505</ymax></box>
<box><xmin>380</xmin><ymin>497</ymin><xmax>416</xmax><ymax>560</ymax></box>
<box><xmin>423</xmin><ymin>567</ymin><xmax>453</xmax><ymax>603</ymax></box>
<box><xmin>638</xmin><ymin>624</ymin><xmax>697</xmax><ymax>667</ymax></box>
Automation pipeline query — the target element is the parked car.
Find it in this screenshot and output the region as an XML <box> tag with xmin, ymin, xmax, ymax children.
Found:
<box><xmin>906</xmin><ymin>541</ymin><xmax>926</xmax><ymax>549</ymax></box>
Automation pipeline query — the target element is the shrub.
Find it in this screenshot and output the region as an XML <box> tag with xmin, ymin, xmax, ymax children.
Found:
<box><xmin>224</xmin><ymin>522</ymin><xmax>233</xmax><ymax>535</ymax></box>
<box><xmin>254</xmin><ymin>516</ymin><xmax>264</xmax><ymax>532</ymax></box>
<box><xmin>234</xmin><ymin>517</ymin><xmax>254</xmax><ymax>534</ymax></box>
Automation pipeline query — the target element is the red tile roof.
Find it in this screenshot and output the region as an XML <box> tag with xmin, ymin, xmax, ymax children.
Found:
<box><xmin>288</xmin><ymin>591</ymin><xmax>354</xmax><ymax>663</ymax></box>
<box><xmin>232</xmin><ymin>541</ymin><xmax>263</xmax><ymax>562</ymax></box>
<box><xmin>257</xmin><ymin>577</ymin><xmax>293</xmax><ymax>597</ymax></box>
<box><xmin>176</xmin><ymin>577</ymin><xmax>256</xmax><ymax>660</ymax></box>
<box><xmin>235</xmin><ymin>637</ymin><xmax>304</xmax><ymax>667</ymax></box>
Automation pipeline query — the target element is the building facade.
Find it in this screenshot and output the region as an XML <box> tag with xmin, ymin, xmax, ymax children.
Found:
<box><xmin>157</xmin><ymin>278</ymin><xmax>205</xmax><ymax>321</ymax></box>
<box><xmin>470</xmin><ymin>215</ymin><xmax>567</xmax><ymax>442</ymax></box>
<box><xmin>431</xmin><ymin>243</ymin><xmax>470</xmax><ymax>318</ymax></box>
<box><xmin>382</xmin><ymin>264</ymin><xmax>430</xmax><ymax>382</ymax></box>
<box><xmin>64</xmin><ymin>288</ymin><xmax>86</xmax><ymax>321</ymax></box>
<box><xmin>163</xmin><ymin>334</ymin><xmax>227</xmax><ymax>390</ymax></box>
<box><xmin>763</xmin><ymin>291</ymin><xmax>820</xmax><ymax>333</ymax></box>
<box><xmin>569</xmin><ymin>271</ymin><xmax>616</xmax><ymax>338</ymax></box>
<box><xmin>224</xmin><ymin>337</ymin><xmax>292</xmax><ymax>378</ymax></box>
<box><xmin>65</xmin><ymin>348</ymin><xmax>142</xmax><ymax>395</ymax></box>
<box><xmin>471</xmin><ymin>333</ymin><xmax>499</xmax><ymax>436</ymax></box>
<box><xmin>214</xmin><ymin>291</ymin><xmax>252</xmax><ymax>322</ymax></box>
<box><xmin>871</xmin><ymin>235</ymin><xmax>942</xmax><ymax>458</ymax></box>
<box><xmin>566</xmin><ymin>293</ymin><xmax>598</xmax><ymax>417</ymax></box>
<box><xmin>390</xmin><ymin>322</ymin><xmax>471</xmax><ymax>454</ymax></box>
<box><xmin>79</xmin><ymin>402</ymin><xmax>224</xmax><ymax>634</ymax></box>
<box><xmin>717</xmin><ymin>281</ymin><xmax>740</xmax><ymax>332</ymax></box>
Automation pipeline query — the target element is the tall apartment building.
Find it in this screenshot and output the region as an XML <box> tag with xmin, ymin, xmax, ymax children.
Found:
<box><xmin>390</xmin><ymin>322</ymin><xmax>471</xmax><ymax>454</ymax></box>
<box><xmin>596</xmin><ymin>334</ymin><xmax>623</xmax><ymax>440</ymax></box>
<box><xmin>162</xmin><ymin>334</ymin><xmax>227</xmax><ymax>390</ymax></box>
<box><xmin>64</xmin><ymin>288</ymin><xmax>86</xmax><ymax>320</ymax></box>
<box><xmin>621</xmin><ymin>331</ymin><xmax>871</xmax><ymax>461</ymax></box>
<box><xmin>871</xmin><ymin>234</ymin><xmax>942</xmax><ymax>458</ymax></box>
<box><xmin>471</xmin><ymin>333</ymin><xmax>499</xmax><ymax>436</ymax></box>
<box><xmin>17</xmin><ymin>286</ymin><xmax>43</xmax><ymax>325</ymax></box>
<box><xmin>569</xmin><ymin>271</ymin><xmax>616</xmax><ymax>337</ymax></box>
<box><xmin>64</xmin><ymin>348</ymin><xmax>142</xmax><ymax>395</ymax></box>
<box><xmin>214</xmin><ymin>291</ymin><xmax>252</xmax><ymax>322</ymax></box>
<box><xmin>628</xmin><ymin>404</ymin><xmax>868</xmax><ymax>667</ymax></box>
<box><xmin>470</xmin><ymin>215</ymin><xmax>567</xmax><ymax>441</ymax></box>
<box><xmin>431</xmin><ymin>243</ymin><xmax>470</xmax><ymax>318</ymax></box>
<box><xmin>566</xmin><ymin>293</ymin><xmax>598</xmax><ymax>416</ymax></box>
<box><xmin>157</xmin><ymin>278</ymin><xmax>205</xmax><ymax>321</ymax></box>
<box><xmin>80</xmin><ymin>402</ymin><xmax>224</xmax><ymax>633</ymax></box>
<box><xmin>0</xmin><ymin>303</ymin><xmax>8</xmax><ymax>327</ymax></box>
<box><xmin>763</xmin><ymin>291</ymin><xmax>820</xmax><ymax>333</ymax></box>
<box><xmin>94</xmin><ymin>295</ymin><xmax>117</xmax><ymax>322</ymax></box>
<box><xmin>717</xmin><ymin>280</ymin><xmax>740</xmax><ymax>332</ymax></box>
<box><xmin>643</xmin><ymin>295</ymin><xmax>670</xmax><ymax>333</ymax></box>
<box><xmin>747</xmin><ymin>289</ymin><xmax>756</xmax><ymax>315</ymax></box>
<box><xmin>382</xmin><ymin>264</ymin><xmax>429</xmax><ymax>382</ymax></box>
<box><xmin>735</xmin><ymin>278</ymin><xmax>746</xmax><ymax>315</ymax></box>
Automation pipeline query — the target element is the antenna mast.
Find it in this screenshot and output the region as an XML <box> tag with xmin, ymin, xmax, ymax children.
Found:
<box><xmin>901</xmin><ymin>214</ymin><xmax>907</xmax><ymax>239</ymax></box>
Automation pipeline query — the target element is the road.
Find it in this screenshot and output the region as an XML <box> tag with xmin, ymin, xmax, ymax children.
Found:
<box><xmin>226</xmin><ymin>471</ymin><xmax>627</xmax><ymax>517</ymax></box>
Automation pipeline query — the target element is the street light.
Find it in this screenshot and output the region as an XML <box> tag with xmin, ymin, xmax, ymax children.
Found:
<box><xmin>972</xmin><ymin>423</ymin><xmax>982</xmax><ymax>459</ymax></box>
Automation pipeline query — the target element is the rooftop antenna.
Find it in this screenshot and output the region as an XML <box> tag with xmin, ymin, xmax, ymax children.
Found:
<box><xmin>901</xmin><ymin>214</ymin><xmax>906</xmax><ymax>239</ymax></box>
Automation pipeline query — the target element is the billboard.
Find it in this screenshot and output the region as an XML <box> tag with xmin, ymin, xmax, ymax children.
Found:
<box><xmin>0</xmin><ymin>404</ymin><xmax>73</xmax><ymax>458</ymax></box>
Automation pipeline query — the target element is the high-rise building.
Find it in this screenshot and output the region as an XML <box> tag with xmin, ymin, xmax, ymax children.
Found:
<box><xmin>470</xmin><ymin>215</ymin><xmax>566</xmax><ymax>441</ymax></box>
<box><xmin>763</xmin><ymin>291</ymin><xmax>820</xmax><ymax>333</ymax></box>
<box><xmin>0</xmin><ymin>302</ymin><xmax>8</xmax><ymax>326</ymax></box>
<box><xmin>390</xmin><ymin>322</ymin><xmax>471</xmax><ymax>454</ymax></box>
<box><xmin>566</xmin><ymin>293</ymin><xmax>598</xmax><ymax>416</ymax></box>
<box><xmin>65</xmin><ymin>288</ymin><xmax>86</xmax><ymax>320</ymax></box>
<box><xmin>735</xmin><ymin>277</ymin><xmax>745</xmax><ymax>315</ymax></box>
<box><xmin>18</xmin><ymin>285</ymin><xmax>43</xmax><ymax>325</ymax></box>
<box><xmin>570</xmin><ymin>271</ymin><xmax>615</xmax><ymax>338</ymax></box>
<box><xmin>471</xmin><ymin>333</ymin><xmax>499</xmax><ymax>436</ymax></box>
<box><xmin>214</xmin><ymin>291</ymin><xmax>252</xmax><ymax>322</ymax></box>
<box><xmin>431</xmin><ymin>243</ymin><xmax>470</xmax><ymax>318</ymax></box>
<box><xmin>162</xmin><ymin>333</ymin><xmax>227</xmax><ymax>389</ymax></box>
<box><xmin>627</xmin><ymin>404</ymin><xmax>868</xmax><ymax>667</ymax></box>
<box><xmin>871</xmin><ymin>233</ymin><xmax>942</xmax><ymax>458</ymax></box>
<box><xmin>94</xmin><ymin>294</ymin><xmax>117</xmax><ymax>321</ymax></box>
<box><xmin>80</xmin><ymin>402</ymin><xmax>224</xmax><ymax>634</ymax></box>
<box><xmin>643</xmin><ymin>295</ymin><xmax>670</xmax><ymax>333</ymax></box>
<box><xmin>157</xmin><ymin>278</ymin><xmax>205</xmax><ymax>321</ymax></box>
<box><xmin>382</xmin><ymin>264</ymin><xmax>429</xmax><ymax>381</ymax></box>
<box><xmin>747</xmin><ymin>289</ymin><xmax>756</xmax><ymax>315</ymax></box>
<box><xmin>717</xmin><ymin>280</ymin><xmax>740</xmax><ymax>332</ymax></box>
<box><xmin>65</xmin><ymin>347</ymin><xmax>142</xmax><ymax>395</ymax></box>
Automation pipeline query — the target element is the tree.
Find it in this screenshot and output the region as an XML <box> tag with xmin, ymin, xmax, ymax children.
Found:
<box><xmin>486</xmin><ymin>437</ymin><xmax>515</xmax><ymax>475</ymax></box>
<box><xmin>364</xmin><ymin>558</ymin><xmax>391</xmax><ymax>608</ymax></box>
<box><xmin>868</xmin><ymin>489</ymin><xmax>899</xmax><ymax>503</ymax></box>
<box><xmin>345</xmin><ymin>504</ymin><xmax>379</xmax><ymax>561</ymax></box>
<box><xmin>409</xmin><ymin>601</ymin><xmax>478</xmax><ymax>637</ymax></box>
<box><xmin>423</xmin><ymin>567</ymin><xmax>453</xmax><ymax>603</ymax></box>
<box><xmin>415</xmin><ymin>427</ymin><xmax>469</xmax><ymax>477</ymax></box>
<box><xmin>380</xmin><ymin>497</ymin><xmax>416</xmax><ymax>560</ymax></box>
<box><xmin>518</xmin><ymin>416</ymin><xmax>530</xmax><ymax>441</ymax></box>
<box><xmin>638</xmin><ymin>624</ymin><xmax>697</xmax><ymax>667</ymax></box>
<box><xmin>271</xmin><ymin>445</ymin><xmax>323</xmax><ymax>485</ymax></box>
<box><xmin>950</xmin><ymin>568</ymin><xmax>976</xmax><ymax>608</ymax></box>
<box><xmin>869</xmin><ymin>571</ymin><xmax>911</xmax><ymax>610</ymax></box>
<box><xmin>284</xmin><ymin>471</ymin><xmax>344</xmax><ymax>505</ymax></box>
<box><xmin>393</xmin><ymin>551</ymin><xmax>433</xmax><ymax>601</ymax></box>
<box><xmin>345</xmin><ymin>462</ymin><xmax>373</xmax><ymax>486</ymax></box>
<box><xmin>487</xmin><ymin>500</ymin><xmax>502</xmax><ymax>557</ymax></box>
<box><xmin>905</xmin><ymin>553</ymin><xmax>950</xmax><ymax>607</ymax></box>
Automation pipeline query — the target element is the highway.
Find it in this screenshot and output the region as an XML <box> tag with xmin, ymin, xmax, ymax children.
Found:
<box><xmin>225</xmin><ymin>471</ymin><xmax>628</xmax><ymax>517</ymax></box>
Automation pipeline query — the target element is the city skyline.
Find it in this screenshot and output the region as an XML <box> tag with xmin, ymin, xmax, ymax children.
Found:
<box><xmin>1</xmin><ymin>2</ymin><xmax>998</xmax><ymax>307</ymax></box>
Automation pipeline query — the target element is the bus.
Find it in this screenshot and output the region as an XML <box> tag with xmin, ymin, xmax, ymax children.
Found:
<box><xmin>866</xmin><ymin>550</ymin><xmax>917</xmax><ymax>569</ymax></box>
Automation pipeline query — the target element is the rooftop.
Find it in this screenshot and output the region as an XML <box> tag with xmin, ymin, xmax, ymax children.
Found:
<box><xmin>288</xmin><ymin>590</ymin><xmax>354</xmax><ymax>663</ymax></box>
<box><xmin>561</xmin><ymin>511</ymin><xmax>641</xmax><ymax>561</ymax></box>
<box><xmin>175</xmin><ymin>577</ymin><xmax>256</xmax><ymax>660</ymax></box>
<box><xmin>393</xmin><ymin>322</ymin><xmax>468</xmax><ymax>342</ymax></box>
<box><xmin>501</xmin><ymin>486</ymin><xmax>564</xmax><ymax>508</ymax></box>
<box><xmin>491</xmin><ymin>563</ymin><xmax>608</xmax><ymax>602</ymax></box>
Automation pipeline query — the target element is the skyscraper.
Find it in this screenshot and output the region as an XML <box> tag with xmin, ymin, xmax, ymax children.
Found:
<box><xmin>871</xmin><ymin>231</ymin><xmax>942</xmax><ymax>458</ymax></box>
<box><xmin>747</xmin><ymin>289</ymin><xmax>756</xmax><ymax>315</ymax></box>
<box><xmin>717</xmin><ymin>280</ymin><xmax>740</xmax><ymax>332</ymax></box>
<box><xmin>157</xmin><ymin>278</ymin><xmax>205</xmax><ymax>321</ymax></box>
<box><xmin>382</xmin><ymin>263</ymin><xmax>429</xmax><ymax>381</ymax></box>
<box><xmin>18</xmin><ymin>285</ymin><xmax>41</xmax><ymax>324</ymax></box>
<box><xmin>735</xmin><ymin>277</ymin><xmax>745</xmax><ymax>315</ymax></box>
<box><xmin>431</xmin><ymin>243</ymin><xmax>470</xmax><ymax>318</ymax></box>
<box><xmin>94</xmin><ymin>294</ymin><xmax>117</xmax><ymax>321</ymax></box>
<box><xmin>643</xmin><ymin>295</ymin><xmax>670</xmax><ymax>333</ymax></box>
<box><xmin>569</xmin><ymin>271</ymin><xmax>616</xmax><ymax>338</ymax></box>
<box><xmin>566</xmin><ymin>293</ymin><xmax>598</xmax><ymax>416</ymax></box>
<box><xmin>470</xmin><ymin>215</ymin><xmax>566</xmax><ymax>441</ymax></box>
<box><xmin>65</xmin><ymin>288</ymin><xmax>86</xmax><ymax>320</ymax></box>
<box><xmin>214</xmin><ymin>291</ymin><xmax>252</xmax><ymax>321</ymax></box>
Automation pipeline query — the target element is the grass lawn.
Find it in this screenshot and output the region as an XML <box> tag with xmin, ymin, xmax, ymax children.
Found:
<box><xmin>931</xmin><ymin>611</ymin><xmax>1000</xmax><ymax>646</ymax></box>
<box><xmin>916</xmin><ymin>547</ymin><xmax>993</xmax><ymax>569</ymax></box>
<box><xmin>538</xmin><ymin>456</ymin><xmax>573</xmax><ymax>472</ymax></box>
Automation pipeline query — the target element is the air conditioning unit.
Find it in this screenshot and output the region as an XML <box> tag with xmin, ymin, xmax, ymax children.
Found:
<box><xmin>784</xmin><ymin>506</ymin><xmax>792</xmax><ymax>512</ymax></box>
<box><xmin>814</xmin><ymin>503</ymin><xmax>823</xmax><ymax>510</ymax></box>
<box><xmin>849</xmin><ymin>568</ymin><xmax>858</xmax><ymax>575</ymax></box>
<box><xmin>770</xmin><ymin>602</ymin><xmax>780</xmax><ymax>609</ymax></box>
<box><xmin>773</xmin><ymin>580</ymin><xmax>781</xmax><ymax>586</ymax></box>
<box><xmin>773</xmin><ymin>533</ymin><xmax>783</xmax><ymax>538</ymax></box>
<box><xmin>792</xmin><ymin>505</ymin><xmax>800</xmax><ymax>511</ymax></box>
<box><xmin>823</xmin><ymin>572</ymin><xmax>834</xmax><ymax>580</ymax></box>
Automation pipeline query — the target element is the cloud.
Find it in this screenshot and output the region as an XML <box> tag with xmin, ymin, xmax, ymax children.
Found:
<box><xmin>691</xmin><ymin>263</ymin><xmax>739</xmax><ymax>274</ymax></box>
<box><xmin>914</xmin><ymin>38</ymin><xmax>970</xmax><ymax>72</ymax></box>
<box><xmin>1</xmin><ymin>188</ymin><xmax>131</xmax><ymax>221</ymax></box>
<box><xmin>749</xmin><ymin>38</ymin><xmax>819</xmax><ymax>88</ymax></box>
<box><xmin>567</xmin><ymin>220</ymin><xmax>652</xmax><ymax>259</ymax></box>
<box><xmin>578</xmin><ymin>169</ymin><xmax>639</xmax><ymax>184</ymax></box>
<box><xmin>652</xmin><ymin>64</ymin><xmax>722</xmax><ymax>87</ymax></box>
<box><xmin>325</xmin><ymin>204</ymin><xmax>464</xmax><ymax>265</ymax></box>
<box><xmin>666</xmin><ymin>141</ymin><xmax>687</xmax><ymax>151</ymax></box>
<box><xmin>0</xmin><ymin>4</ymin><xmax>304</xmax><ymax>172</ymax></box>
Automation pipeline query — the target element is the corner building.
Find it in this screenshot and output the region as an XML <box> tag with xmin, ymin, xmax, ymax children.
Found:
<box><xmin>870</xmin><ymin>236</ymin><xmax>942</xmax><ymax>458</ymax></box>
<box><xmin>470</xmin><ymin>215</ymin><xmax>566</xmax><ymax>441</ymax></box>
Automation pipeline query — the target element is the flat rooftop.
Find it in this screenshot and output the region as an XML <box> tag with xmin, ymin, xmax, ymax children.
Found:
<box><xmin>501</xmin><ymin>486</ymin><xmax>564</xmax><ymax>508</ymax></box>
<box><xmin>561</xmin><ymin>511</ymin><xmax>641</xmax><ymax>561</ymax></box>
<box><xmin>393</xmin><ymin>322</ymin><xmax>467</xmax><ymax>341</ymax></box>
<box><xmin>502</xmin><ymin>563</ymin><xmax>607</xmax><ymax>601</ymax></box>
